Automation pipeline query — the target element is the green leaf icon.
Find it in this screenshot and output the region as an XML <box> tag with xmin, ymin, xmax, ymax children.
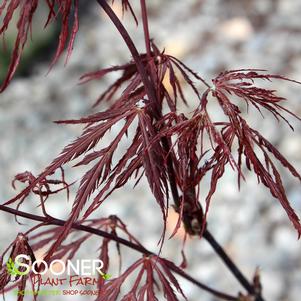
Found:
<box><xmin>6</xmin><ymin>258</ymin><xmax>17</xmax><ymax>276</ymax></box>
<box><xmin>102</xmin><ymin>273</ymin><xmax>112</xmax><ymax>280</ymax></box>
<box><xmin>6</xmin><ymin>258</ymin><xmax>29</xmax><ymax>276</ymax></box>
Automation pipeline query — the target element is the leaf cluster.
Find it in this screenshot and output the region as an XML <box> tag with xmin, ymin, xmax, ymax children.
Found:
<box><xmin>0</xmin><ymin>1</ymin><xmax>301</xmax><ymax>301</ymax></box>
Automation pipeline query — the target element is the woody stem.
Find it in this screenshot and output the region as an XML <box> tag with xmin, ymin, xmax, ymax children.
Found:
<box><xmin>0</xmin><ymin>204</ymin><xmax>236</xmax><ymax>301</ymax></box>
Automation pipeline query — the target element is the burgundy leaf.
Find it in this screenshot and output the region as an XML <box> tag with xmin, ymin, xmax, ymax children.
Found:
<box><xmin>0</xmin><ymin>233</ymin><xmax>36</xmax><ymax>298</ymax></box>
<box><xmin>0</xmin><ymin>0</ymin><xmax>79</xmax><ymax>92</ymax></box>
<box><xmin>97</xmin><ymin>255</ymin><xmax>186</xmax><ymax>301</ymax></box>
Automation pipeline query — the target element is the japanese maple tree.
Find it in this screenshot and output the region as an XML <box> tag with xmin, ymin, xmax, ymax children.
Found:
<box><xmin>0</xmin><ymin>1</ymin><xmax>300</xmax><ymax>301</ymax></box>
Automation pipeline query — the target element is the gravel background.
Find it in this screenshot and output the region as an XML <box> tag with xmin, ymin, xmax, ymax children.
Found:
<box><xmin>1</xmin><ymin>1</ymin><xmax>301</xmax><ymax>300</ymax></box>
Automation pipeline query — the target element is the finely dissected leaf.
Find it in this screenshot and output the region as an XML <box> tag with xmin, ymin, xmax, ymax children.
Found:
<box><xmin>0</xmin><ymin>233</ymin><xmax>36</xmax><ymax>298</ymax></box>
<box><xmin>212</xmin><ymin>69</ymin><xmax>301</xmax><ymax>128</ymax></box>
<box><xmin>28</xmin><ymin>215</ymin><xmax>139</xmax><ymax>284</ymax></box>
<box><xmin>62</xmin><ymin>0</ymin><xmax>79</xmax><ymax>66</ymax></box>
<box><xmin>98</xmin><ymin>237</ymin><xmax>110</xmax><ymax>287</ymax></box>
<box><xmin>96</xmin><ymin>258</ymin><xmax>144</xmax><ymax>301</ymax></box>
<box><xmin>137</xmin><ymin>110</ymin><xmax>169</xmax><ymax>224</ymax></box>
<box><xmin>80</xmin><ymin>58</ymin><xmax>148</xmax><ymax>107</ymax></box>
<box><xmin>154</xmin><ymin>257</ymin><xmax>187</xmax><ymax>301</ymax></box>
<box><xmin>237</xmin><ymin>120</ymin><xmax>301</xmax><ymax>236</ymax></box>
<box><xmin>7</xmin><ymin>96</ymin><xmax>168</xmax><ymax>262</ymax></box>
<box><xmin>10</xmin><ymin>169</ymin><xmax>70</xmax><ymax>218</ymax></box>
<box><xmin>0</xmin><ymin>0</ymin><xmax>39</xmax><ymax>92</ymax></box>
<box><xmin>83</xmin><ymin>129</ymin><xmax>144</xmax><ymax>217</ymax></box>
<box><xmin>6</xmin><ymin>109</ymin><xmax>134</xmax><ymax>202</ymax></box>
<box><xmin>207</xmin><ymin>69</ymin><xmax>301</xmax><ymax>235</ymax></box>
<box><xmin>151</xmin><ymin>68</ymin><xmax>301</xmax><ymax>237</ymax></box>
<box><xmin>152</xmin><ymin>107</ymin><xmax>237</xmax><ymax>235</ymax></box>
<box><xmin>44</xmin><ymin>111</ymin><xmax>139</xmax><ymax>261</ymax></box>
<box><xmin>80</xmin><ymin>42</ymin><xmax>209</xmax><ymax>110</ymax></box>
<box><xmin>97</xmin><ymin>256</ymin><xmax>186</xmax><ymax>301</ymax></box>
<box><xmin>0</xmin><ymin>0</ymin><xmax>79</xmax><ymax>92</ymax></box>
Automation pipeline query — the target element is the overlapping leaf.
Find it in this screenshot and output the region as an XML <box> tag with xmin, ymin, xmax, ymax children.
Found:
<box><xmin>0</xmin><ymin>233</ymin><xmax>36</xmax><ymax>301</ymax></box>
<box><xmin>0</xmin><ymin>0</ymin><xmax>79</xmax><ymax>92</ymax></box>
<box><xmin>96</xmin><ymin>255</ymin><xmax>186</xmax><ymax>301</ymax></box>
<box><xmin>152</xmin><ymin>69</ymin><xmax>301</xmax><ymax>237</ymax></box>
<box><xmin>80</xmin><ymin>42</ymin><xmax>209</xmax><ymax>110</ymax></box>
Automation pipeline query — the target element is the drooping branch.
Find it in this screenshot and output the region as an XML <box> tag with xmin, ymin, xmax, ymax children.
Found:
<box><xmin>0</xmin><ymin>204</ymin><xmax>236</xmax><ymax>301</ymax></box>
<box><xmin>94</xmin><ymin>2</ymin><xmax>265</xmax><ymax>300</ymax></box>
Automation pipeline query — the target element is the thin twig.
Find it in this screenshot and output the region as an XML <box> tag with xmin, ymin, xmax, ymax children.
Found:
<box><xmin>140</xmin><ymin>0</ymin><xmax>152</xmax><ymax>58</ymax></box>
<box><xmin>203</xmin><ymin>230</ymin><xmax>265</xmax><ymax>301</ymax></box>
<box><xmin>0</xmin><ymin>204</ymin><xmax>237</xmax><ymax>301</ymax></box>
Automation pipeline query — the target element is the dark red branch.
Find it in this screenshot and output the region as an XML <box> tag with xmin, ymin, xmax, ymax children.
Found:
<box><xmin>203</xmin><ymin>230</ymin><xmax>264</xmax><ymax>301</ymax></box>
<box><xmin>96</xmin><ymin>0</ymin><xmax>160</xmax><ymax>118</ymax></box>
<box><xmin>0</xmin><ymin>204</ymin><xmax>236</xmax><ymax>301</ymax></box>
<box><xmin>140</xmin><ymin>0</ymin><xmax>152</xmax><ymax>58</ymax></box>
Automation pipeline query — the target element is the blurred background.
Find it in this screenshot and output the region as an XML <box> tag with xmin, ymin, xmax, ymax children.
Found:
<box><xmin>1</xmin><ymin>0</ymin><xmax>301</xmax><ymax>300</ymax></box>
